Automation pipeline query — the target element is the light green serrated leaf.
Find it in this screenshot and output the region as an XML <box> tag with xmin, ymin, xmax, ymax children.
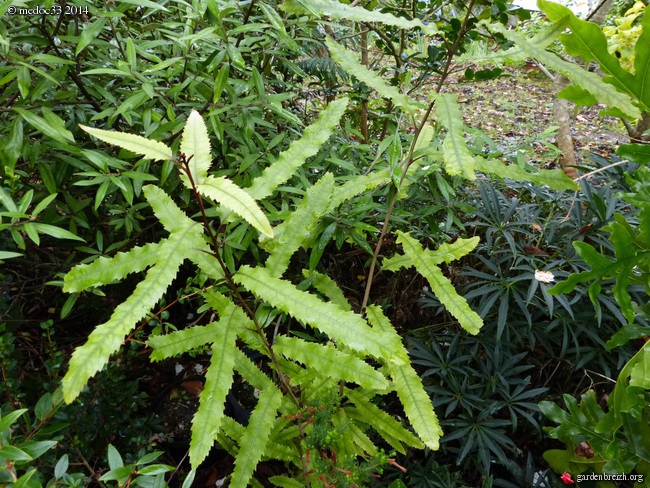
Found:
<box><xmin>328</xmin><ymin>169</ymin><xmax>391</xmax><ymax>211</ymax></box>
<box><xmin>435</xmin><ymin>93</ymin><xmax>477</xmax><ymax>179</ymax></box>
<box><xmin>269</xmin><ymin>476</ymin><xmax>304</xmax><ymax>488</ymax></box>
<box><xmin>383</xmin><ymin>236</ymin><xmax>479</xmax><ymax>272</ymax></box>
<box><xmin>63</xmin><ymin>242</ymin><xmax>162</xmax><ymax>292</ymax></box>
<box><xmin>62</xmin><ymin>233</ymin><xmax>196</xmax><ymax>402</ymax></box>
<box><xmin>189</xmin><ymin>324</ymin><xmax>238</xmax><ymax>467</ymax></box>
<box><xmin>475</xmin><ymin>158</ymin><xmax>579</xmax><ymax>190</ymax></box>
<box><xmin>246</xmin><ymin>98</ymin><xmax>347</xmax><ymax>200</ymax></box>
<box><xmin>274</xmin><ymin>336</ymin><xmax>389</xmax><ymax>389</ymax></box>
<box><xmin>62</xmin><ymin>188</ymin><xmax>204</xmax><ymax>402</ymax></box>
<box><xmin>327</xmin><ymin>38</ymin><xmax>422</xmax><ymax>116</ymax></box>
<box><xmin>80</xmin><ymin>125</ymin><xmax>173</xmax><ymax>161</ymax></box>
<box><xmin>230</xmin><ymin>386</ymin><xmax>282</xmax><ymax>488</ymax></box>
<box><xmin>148</xmin><ymin>322</ymin><xmax>220</xmax><ymax>361</ymax></box>
<box><xmin>282</xmin><ymin>0</ymin><xmax>437</xmax><ymax>35</ymax></box>
<box><xmin>234</xmin><ymin>266</ymin><xmax>391</xmax><ymax>358</ymax></box>
<box><xmin>396</xmin><ymin>231</ymin><xmax>482</xmax><ymax>334</ymax></box>
<box><xmin>180</xmin><ymin>110</ymin><xmax>212</xmax><ymax>185</ymax></box>
<box><xmin>0</xmin><ymin>251</ymin><xmax>23</xmax><ymax>260</ymax></box>
<box><xmin>366</xmin><ymin>306</ymin><xmax>442</xmax><ymax>449</ymax></box>
<box><xmin>302</xmin><ymin>270</ymin><xmax>351</xmax><ymax>311</ymax></box>
<box><xmin>264</xmin><ymin>173</ymin><xmax>334</xmax><ymax>277</ymax></box>
<box><xmin>345</xmin><ymin>390</ymin><xmax>424</xmax><ymax>452</ymax></box>
<box><xmin>197</xmin><ymin>175</ymin><xmax>273</xmax><ymax>238</ymax></box>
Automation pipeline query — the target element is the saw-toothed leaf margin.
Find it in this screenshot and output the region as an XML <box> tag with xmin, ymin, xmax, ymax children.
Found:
<box><xmin>65</xmin><ymin>106</ymin><xmax>492</xmax><ymax>481</ymax></box>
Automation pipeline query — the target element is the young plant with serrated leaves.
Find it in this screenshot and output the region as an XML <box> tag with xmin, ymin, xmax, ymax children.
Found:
<box><xmin>62</xmin><ymin>103</ymin><xmax>453</xmax><ymax>486</ymax></box>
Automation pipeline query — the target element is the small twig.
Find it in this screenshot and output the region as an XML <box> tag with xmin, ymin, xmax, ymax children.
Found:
<box><xmin>573</xmin><ymin>159</ymin><xmax>630</xmax><ymax>182</ymax></box>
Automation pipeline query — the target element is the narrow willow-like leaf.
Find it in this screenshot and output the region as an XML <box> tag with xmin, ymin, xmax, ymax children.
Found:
<box><xmin>189</xmin><ymin>313</ymin><xmax>240</xmax><ymax>467</ymax></box>
<box><xmin>79</xmin><ymin>125</ymin><xmax>173</xmax><ymax>161</ymax></box>
<box><xmin>327</xmin><ymin>169</ymin><xmax>391</xmax><ymax>211</ymax></box>
<box><xmin>282</xmin><ymin>0</ymin><xmax>437</xmax><ymax>35</ymax></box>
<box><xmin>435</xmin><ymin>93</ymin><xmax>477</xmax><ymax>179</ymax></box>
<box><xmin>197</xmin><ymin>175</ymin><xmax>273</xmax><ymax>238</ymax></box>
<box><xmin>63</xmin><ymin>242</ymin><xmax>162</xmax><ymax>292</ymax></box>
<box><xmin>180</xmin><ymin>110</ymin><xmax>212</xmax><ymax>185</ymax></box>
<box><xmin>327</xmin><ymin>38</ymin><xmax>422</xmax><ymax>116</ymax></box>
<box><xmin>397</xmin><ymin>231</ymin><xmax>482</xmax><ymax>334</ymax></box>
<box><xmin>366</xmin><ymin>306</ymin><xmax>442</xmax><ymax>449</ymax></box>
<box><xmin>345</xmin><ymin>389</ymin><xmax>424</xmax><ymax>451</ymax></box>
<box><xmin>303</xmin><ymin>270</ymin><xmax>351</xmax><ymax>311</ymax></box>
<box><xmin>475</xmin><ymin>158</ymin><xmax>579</xmax><ymax>190</ymax></box>
<box><xmin>383</xmin><ymin>236</ymin><xmax>480</xmax><ymax>272</ymax></box>
<box><xmin>491</xmin><ymin>23</ymin><xmax>642</xmax><ymax>119</ymax></box>
<box><xmin>62</xmin><ymin>232</ymin><xmax>196</xmax><ymax>402</ymax></box>
<box><xmin>264</xmin><ymin>173</ymin><xmax>334</xmax><ymax>277</ymax></box>
<box><xmin>147</xmin><ymin>322</ymin><xmax>220</xmax><ymax>361</ymax></box>
<box><xmin>246</xmin><ymin>99</ymin><xmax>348</xmax><ymax>200</ymax></box>
<box><xmin>230</xmin><ymin>386</ymin><xmax>282</xmax><ymax>488</ymax></box>
<box><xmin>274</xmin><ymin>336</ymin><xmax>389</xmax><ymax>389</ymax></box>
<box><xmin>539</xmin><ymin>0</ymin><xmax>649</xmax><ymax>113</ymax></box>
<box><xmin>234</xmin><ymin>266</ymin><xmax>391</xmax><ymax>358</ymax></box>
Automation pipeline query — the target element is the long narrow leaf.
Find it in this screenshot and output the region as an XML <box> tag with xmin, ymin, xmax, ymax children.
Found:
<box><xmin>245</xmin><ymin>98</ymin><xmax>348</xmax><ymax>200</ymax></box>
<box><xmin>197</xmin><ymin>176</ymin><xmax>273</xmax><ymax>238</ymax></box>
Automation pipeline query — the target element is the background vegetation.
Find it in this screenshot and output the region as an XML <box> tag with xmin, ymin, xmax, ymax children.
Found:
<box><xmin>0</xmin><ymin>0</ymin><xmax>648</xmax><ymax>486</ymax></box>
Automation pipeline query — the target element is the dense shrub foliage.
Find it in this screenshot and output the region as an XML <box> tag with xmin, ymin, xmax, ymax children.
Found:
<box><xmin>1</xmin><ymin>0</ymin><xmax>649</xmax><ymax>486</ymax></box>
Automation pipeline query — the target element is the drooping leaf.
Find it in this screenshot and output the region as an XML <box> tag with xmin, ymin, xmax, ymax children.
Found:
<box><xmin>326</xmin><ymin>38</ymin><xmax>422</xmax><ymax>116</ymax></box>
<box><xmin>180</xmin><ymin>110</ymin><xmax>212</xmax><ymax>185</ymax></box>
<box><xmin>345</xmin><ymin>389</ymin><xmax>425</xmax><ymax>452</ymax></box>
<box><xmin>229</xmin><ymin>386</ymin><xmax>282</xmax><ymax>488</ymax></box>
<box><xmin>557</xmin><ymin>86</ymin><xmax>598</xmax><ymax>106</ymax></box>
<box><xmin>273</xmin><ymin>336</ymin><xmax>389</xmax><ymax>389</ymax></box>
<box><xmin>246</xmin><ymin>98</ymin><xmax>347</xmax><ymax>200</ymax></box>
<box><xmin>302</xmin><ymin>269</ymin><xmax>351</xmax><ymax>311</ymax></box>
<box><xmin>80</xmin><ymin>125</ymin><xmax>173</xmax><ymax>161</ymax></box>
<box><xmin>197</xmin><ymin>175</ymin><xmax>273</xmax><ymax>238</ymax></box>
<box><xmin>263</xmin><ymin>173</ymin><xmax>334</xmax><ymax>277</ymax></box>
<box><xmin>435</xmin><ymin>93</ymin><xmax>478</xmax><ymax>179</ymax></box>
<box><xmin>395</xmin><ymin>231</ymin><xmax>483</xmax><ymax>334</ymax></box>
<box><xmin>475</xmin><ymin>158</ymin><xmax>579</xmax><ymax>190</ymax></box>
<box><xmin>366</xmin><ymin>306</ymin><xmax>442</xmax><ymax>450</ymax></box>
<box><xmin>189</xmin><ymin>322</ymin><xmax>238</xmax><ymax>467</ymax></box>
<box><xmin>282</xmin><ymin>0</ymin><xmax>437</xmax><ymax>35</ymax></box>
<box><xmin>234</xmin><ymin>266</ymin><xmax>391</xmax><ymax>358</ymax></box>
